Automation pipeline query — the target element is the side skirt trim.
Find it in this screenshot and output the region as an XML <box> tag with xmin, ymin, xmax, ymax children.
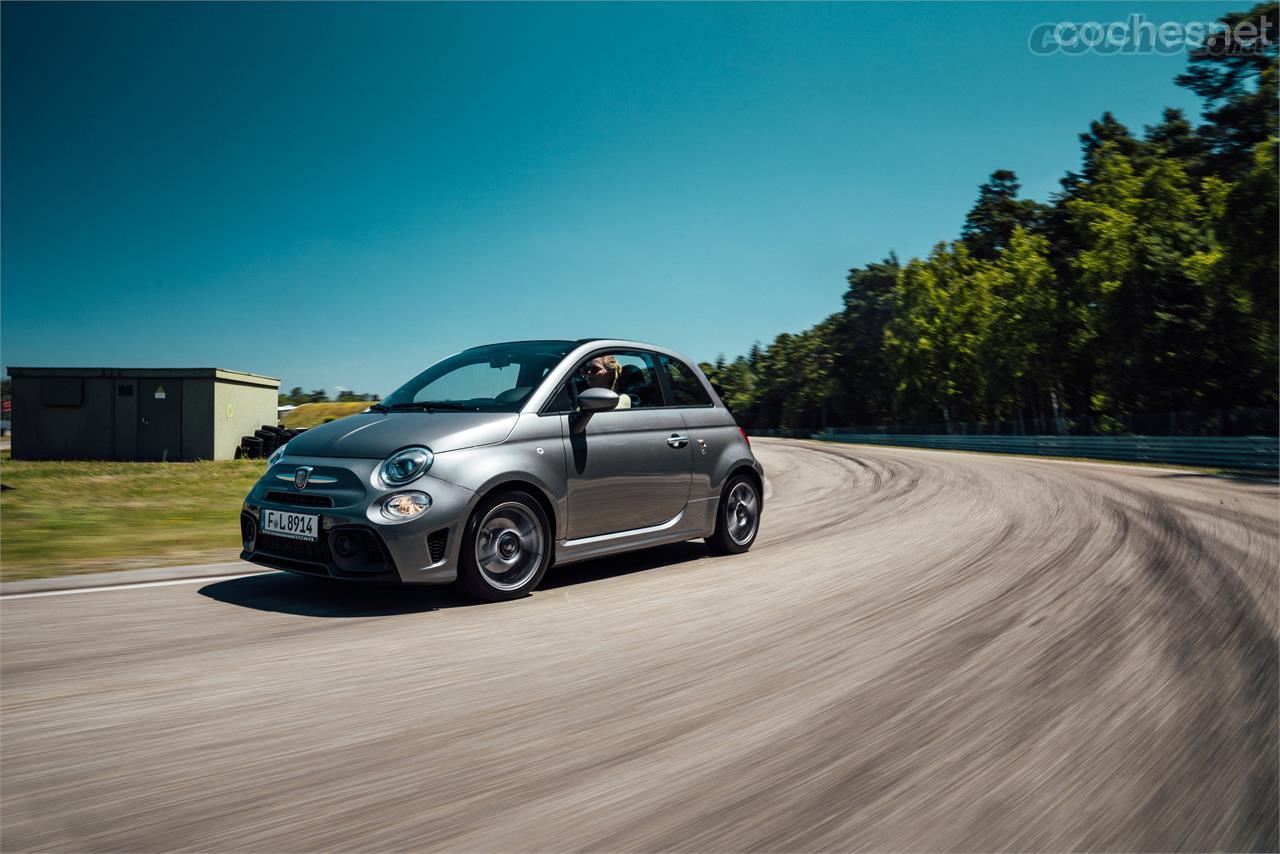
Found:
<box><xmin>561</xmin><ymin>508</ymin><xmax>686</xmax><ymax>548</ymax></box>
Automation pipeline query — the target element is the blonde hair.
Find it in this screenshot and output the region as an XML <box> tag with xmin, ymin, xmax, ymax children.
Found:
<box><xmin>600</xmin><ymin>355</ymin><xmax>622</xmax><ymax>390</ymax></box>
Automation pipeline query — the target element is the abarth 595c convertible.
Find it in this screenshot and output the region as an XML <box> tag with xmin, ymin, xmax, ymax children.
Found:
<box><xmin>240</xmin><ymin>339</ymin><xmax>764</xmax><ymax>600</ymax></box>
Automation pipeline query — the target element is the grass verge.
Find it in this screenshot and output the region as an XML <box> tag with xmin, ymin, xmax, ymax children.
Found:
<box><xmin>0</xmin><ymin>458</ymin><xmax>266</xmax><ymax>580</ymax></box>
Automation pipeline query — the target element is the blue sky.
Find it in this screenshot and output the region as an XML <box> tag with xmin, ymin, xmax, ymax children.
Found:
<box><xmin>2</xmin><ymin>1</ymin><xmax>1238</xmax><ymax>396</ymax></box>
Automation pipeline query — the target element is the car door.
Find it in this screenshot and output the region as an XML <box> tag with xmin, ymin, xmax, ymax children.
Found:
<box><xmin>558</xmin><ymin>351</ymin><xmax>693</xmax><ymax>539</ymax></box>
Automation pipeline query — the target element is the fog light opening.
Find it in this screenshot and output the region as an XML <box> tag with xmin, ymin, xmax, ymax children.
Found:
<box><xmin>331</xmin><ymin>531</ymin><xmax>361</xmax><ymax>559</ymax></box>
<box><xmin>381</xmin><ymin>491</ymin><xmax>432</xmax><ymax>521</ymax></box>
<box><xmin>240</xmin><ymin>514</ymin><xmax>258</xmax><ymax>550</ymax></box>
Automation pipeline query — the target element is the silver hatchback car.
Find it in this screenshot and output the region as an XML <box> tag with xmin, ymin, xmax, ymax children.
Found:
<box><xmin>240</xmin><ymin>339</ymin><xmax>764</xmax><ymax>600</ymax></box>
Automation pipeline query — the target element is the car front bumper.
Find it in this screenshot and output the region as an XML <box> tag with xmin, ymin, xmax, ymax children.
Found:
<box><xmin>239</xmin><ymin>455</ymin><xmax>475</xmax><ymax>584</ymax></box>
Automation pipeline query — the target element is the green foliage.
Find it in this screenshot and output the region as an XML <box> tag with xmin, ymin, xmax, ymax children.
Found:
<box><xmin>961</xmin><ymin>171</ymin><xmax>1046</xmax><ymax>260</ymax></box>
<box><xmin>883</xmin><ymin>242</ymin><xmax>990</xmax><ymax>423</ymax></box>
<box><xmin>278</xmin><ymin>387</ymin><xmax>377</xmax><ymax>405</ymax></box>
<box><xmin>829</xmin><ymin>254</ymin><xmax>900</xmax><ymax>424</ymax></box>
<box><xmin>1066</xmin><ymin>144</ymin><xmax>1216</xmax><ymax>411</ymax></box>
<box><xmin>720</xmin><ymin>7</ymin><xmax>1277</xmax><ymax>430</ymax></box>
<box><xmin>700</xmin><ymin>355</ymin><xmax>757</xmax><ymax>418</ymax></box>
<box><xmin>979</xmin><ymin>227</ymin><xmax>1065</xmax><ymax>420</ymax></box>
<box><xmin>1176</xmin><ymin>2</ymin><xmax>1278</xmax><ymax>173</ymax></box>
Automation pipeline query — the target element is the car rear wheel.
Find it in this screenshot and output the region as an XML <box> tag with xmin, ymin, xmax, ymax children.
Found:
<box><xmin>706</xmin><ymin>474</ymin><xmax>761</xmax><ymax>555</ymax></box>
<box><xmin>457</xmin><ymin>490</ymin><xmax>552</xmax><ymax>602</ymax></box>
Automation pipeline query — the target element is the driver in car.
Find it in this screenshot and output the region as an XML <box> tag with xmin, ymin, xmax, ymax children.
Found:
<box><xmin>584</xmin><ymin>355</ymin><xmax>632</xmax><ymax>409</ymax></box>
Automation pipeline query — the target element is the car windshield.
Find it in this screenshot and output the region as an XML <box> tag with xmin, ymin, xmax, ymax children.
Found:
<box><xmin>378</xmin><ymin>341</ymin><xmax>577</xmax><ymax>413</ymax></box>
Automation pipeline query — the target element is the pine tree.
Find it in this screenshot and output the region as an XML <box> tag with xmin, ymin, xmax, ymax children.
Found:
<box><xmin>829</xmin><ymin>254</ymin><xmax>900</xmax><ymax>424</ymax></box>
<box><xmin>1176</xmin><ymin>2</ymin><xmax>1279</xmax><ymax>174</ymax></box>
<box><xmin>961</xmin><ymin>171</ymin><xmax>1046</xmax><ymax>260</ymax></box>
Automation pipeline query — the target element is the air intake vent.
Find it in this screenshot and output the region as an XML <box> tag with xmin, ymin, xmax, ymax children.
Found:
<box><xmin>265</xmin><ymin>491</ymin><xmax>334</xmax><ymax>508</ymax></box>
<box><xmin>427</xmin><ymin>528</ymin><xmax>449</xmax><ymax>564</ymax></box>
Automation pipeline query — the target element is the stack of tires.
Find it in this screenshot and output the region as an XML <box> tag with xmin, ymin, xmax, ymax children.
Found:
<box><xmin>236</xmin><ymin>426</ymin><xmax>307</xmax><ymax>460</ymax></box>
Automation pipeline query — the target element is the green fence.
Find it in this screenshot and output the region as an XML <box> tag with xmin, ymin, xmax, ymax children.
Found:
<box><xmin>806</xmin><ymin>432</ymin><xmax>1279</xmax><ymax>472</ymax></box>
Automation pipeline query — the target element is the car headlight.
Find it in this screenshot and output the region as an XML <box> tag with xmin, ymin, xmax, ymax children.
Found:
<box><xmin>268</xmin><ymin>442</ymin><xmax>288</xmax><ymax>467</ymax></box>
<box><xmin>380</xmin><ymin>446</ymin><xmax>433</xmax><ymax>486</ymax></box>
<box><xmin>381</xmin><ymin>491</ymin><xmax>432</xmax><ymax>520</ymax></box>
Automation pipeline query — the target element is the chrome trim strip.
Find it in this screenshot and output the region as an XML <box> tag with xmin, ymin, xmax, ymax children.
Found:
<box><xmin>275</xmin><ymin>473</ymin><xmax>338</xmax><ymax>484</ymax></box>
<box><xmin>561</xmin><ymin>508</ymin><xmax>686</xmax><ymax>548</ymax></box>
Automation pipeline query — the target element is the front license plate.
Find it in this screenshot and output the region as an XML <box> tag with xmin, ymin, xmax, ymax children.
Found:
<box><xmin>261</xmin><ymin>509</ymin><xmax>318</xmax><ymax>542</ymax></box>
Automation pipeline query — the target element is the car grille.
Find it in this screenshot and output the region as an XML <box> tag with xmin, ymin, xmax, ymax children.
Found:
<box><xmin>264</xmin><ymin>491</ymin><xmax>334</xmax><ymax>508</ymax></box>
<box><xmin>257</xmin><ymin>531</ymin><xmax>331</xmax><ymax>565</ymax></box>
<box><xmin>253</xmin><ymin>523</ymin><xmax>398</xmax><ymax>581</ymax></box>
<box><xmin>427</xmin><ymin>528</ymin><xmax>449</xmax><ymax>564</ymax></box>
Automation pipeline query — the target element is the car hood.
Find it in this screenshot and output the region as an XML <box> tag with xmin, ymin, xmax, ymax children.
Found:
<box><xmin>283</xmin><ymin>411</ymin><xmax>519</xmax><ymax>459</ymax></box>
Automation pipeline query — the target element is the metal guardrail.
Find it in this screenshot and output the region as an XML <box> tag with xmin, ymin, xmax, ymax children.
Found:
<box><xmin>745</xmin><ymin>428</ymin><xmax>812</xmax><ymax>439</ymax></box>
<box><xmin>807</xmin><ymin>432</ymin><xmax>1280</xmax><ymax>471</ymax></box>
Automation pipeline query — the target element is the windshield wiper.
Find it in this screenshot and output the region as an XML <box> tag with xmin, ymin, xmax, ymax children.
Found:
<box><xmin>385</xmin><ymin>401</ymin><xmax>478</xmax><ymax>412</ymax></box>
<box><xmin>368</xmin><ymin>403</ymin><xmax>389</xmax><ymax>412</ymax></box>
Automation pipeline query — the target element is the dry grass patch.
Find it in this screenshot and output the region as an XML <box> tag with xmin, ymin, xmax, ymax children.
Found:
<box><xmin>281</xmin><ymin>401</ymin><xmax>377</xmax><ymax>429</ymax></box>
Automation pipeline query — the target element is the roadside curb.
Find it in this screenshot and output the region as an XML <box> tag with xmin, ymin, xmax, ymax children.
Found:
<box><xmin>1</xmin><ymin>562</ymin><xmax>272</xmax><ymax>597</ymax></box>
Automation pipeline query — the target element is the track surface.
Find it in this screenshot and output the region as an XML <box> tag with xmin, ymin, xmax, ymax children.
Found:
<box><xmin>3</xmin><ymin>439</ymin><xmax>1277</xmax><ymax>851</ymax></box>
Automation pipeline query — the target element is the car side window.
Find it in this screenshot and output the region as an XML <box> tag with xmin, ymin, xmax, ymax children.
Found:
<box><xmin>553</xmin><ymin>351</ymin><xmax>663</xmax><ymax>412</ymax></box>
<box><xmin>659</xmin><ymin>355</ymin><xmax>713</xmax><ymax>407</ymax></box>
<box><xmin>548</xmin><ymin>381</ymin><xmax>575</xmax><ymax>413</ymax></box>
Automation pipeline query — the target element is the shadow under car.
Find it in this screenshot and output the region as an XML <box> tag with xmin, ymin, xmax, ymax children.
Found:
<box><xmin>199</xmin><ymin>540</ymin><xmax>713</xmax><ymax>618</ymax></box>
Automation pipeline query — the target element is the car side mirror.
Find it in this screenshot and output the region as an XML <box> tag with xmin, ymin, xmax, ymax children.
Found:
<box><xmin>570</xmin><ymin>387</ymin><xmax>619</xmax><ymax>433</ymax></box>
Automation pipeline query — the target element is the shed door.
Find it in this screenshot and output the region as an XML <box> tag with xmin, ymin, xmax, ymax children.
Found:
<box><xmin>138</xmin><ymin>380</ymin><xmax>182</xmax><ymax>461</ymax></box>
<box><xmin>113</xmin><ymin>380</ymin><xmax>138</xmax><ymax>460</ymax></box>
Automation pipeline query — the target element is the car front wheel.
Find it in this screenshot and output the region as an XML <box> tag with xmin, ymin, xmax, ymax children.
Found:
<box><xmin>706</xmin><ymin>473</ymin><xmax>761</xmax><ymax>555</ymax></box>
<box><xmin>457</xmin><ymin>490</ymin><xmax>552</xmax><ymax>602</ymax></box>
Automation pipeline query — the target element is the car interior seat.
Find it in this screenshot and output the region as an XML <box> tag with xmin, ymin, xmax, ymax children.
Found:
<box><xmin>617</xmin><ymin>364</ymin><xmax>658</xmax><ymax>407</ymax></box>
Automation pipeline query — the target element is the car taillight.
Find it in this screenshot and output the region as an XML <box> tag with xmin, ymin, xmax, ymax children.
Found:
<box><xmin>739</xmin><ymin>427</ymin><xmax>750</xmax><ymax>447</ymax></box>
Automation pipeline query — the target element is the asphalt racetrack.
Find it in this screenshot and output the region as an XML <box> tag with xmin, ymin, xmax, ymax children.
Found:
<box><xmin>3</xmin><ymin>439</ymin><xmax>1277</xmax><ymax>851</ymax></box>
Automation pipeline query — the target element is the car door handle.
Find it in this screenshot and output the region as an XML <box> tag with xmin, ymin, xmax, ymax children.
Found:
<box><xmin>667</xmin><ymin>434</ymin><xmax>689</xmax><ymax>448</ymax></box>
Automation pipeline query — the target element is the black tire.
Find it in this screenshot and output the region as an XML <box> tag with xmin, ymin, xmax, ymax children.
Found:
<box><xmin>706</xmin><ymin>473</ymin><xmax>762</xmax><ymax>555</ymax></box>
<box><xmin>457</xmin><ymin>490</ymin><xmax>553</xmax><ymax>602</ymax></box>
<box><xmin>262</xmin><ymin>430</ymin><xmax>286</xmax><ymax>454</ymax></box>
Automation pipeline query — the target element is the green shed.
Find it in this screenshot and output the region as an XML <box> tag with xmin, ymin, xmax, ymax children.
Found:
<box><xmin>7</xmin><ymin>367</ymin><xmax>280</xmax><ymax>461</ymax></box>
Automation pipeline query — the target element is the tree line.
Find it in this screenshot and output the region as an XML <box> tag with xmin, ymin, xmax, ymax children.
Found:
<box><xmin>703</xmin><ymin>4</ymin><xmax>1278</xmax><ymax>434</ymax></box>
<box><xmin>279</xmin><ymin>387</ymin><xmax>378</xmax><ymax>405</ymax></box>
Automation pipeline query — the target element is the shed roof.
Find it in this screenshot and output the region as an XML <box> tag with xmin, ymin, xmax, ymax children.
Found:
<box><xmin>7</xmin><ymin>367</ymin><xmax>280</xmax><ymax>388</ymax></box>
